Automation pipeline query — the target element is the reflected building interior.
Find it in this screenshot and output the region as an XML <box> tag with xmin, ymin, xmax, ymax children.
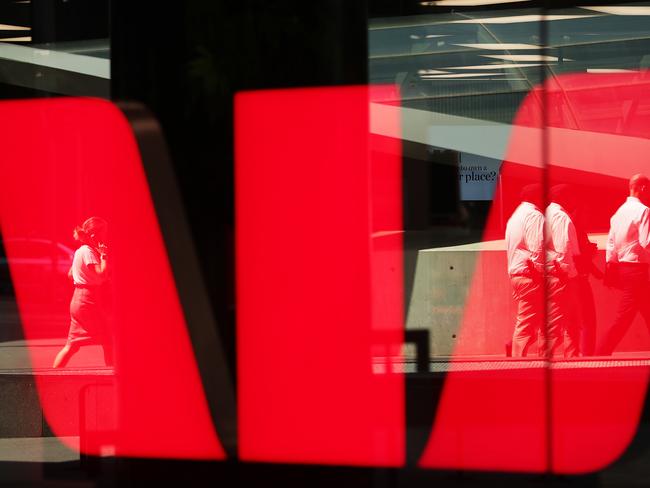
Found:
<box><xmin>0</xmin><ymin>0</ymin><xmax>109</xmax><ymax>98</ymax></box>
<box><xmin>369</xmin><ymin>3</ymin><xmax>650</xmax><ymax>359</ymax></box>
<box><xmin>370</xmin><ymin>4</ymin><xmax>650</xmax><ymax>234</ymax></box>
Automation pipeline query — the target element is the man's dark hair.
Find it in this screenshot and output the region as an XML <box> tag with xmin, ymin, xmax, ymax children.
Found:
<box><xmin>549</xmin><ymin>183</ymin><xmax>571</xmax><ymax>205</ymax></box>
<box><xmin>630</xmin><ymin>174</ymin><xmax>650</xmax><ymax>194</ymax></box>
<box><xmin>520</xmin><ymin>183</ymin><xmax>542</xmax><ymax>206</ymax></box>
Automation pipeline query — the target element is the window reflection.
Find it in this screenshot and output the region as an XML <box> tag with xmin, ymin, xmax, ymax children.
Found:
<box><xmin>53</xmin><ymin>217</ymin><xmax>112</xmax><ymax>368</ymax></box>
<box><xmin>371</xmin><ymin>0</ymin><xmax>650</xmax><ymax>475</ymax></box>
<box><xmin>371</xmin><ymin>2</ymin><xmax>650</xmax><ymax>361</ymax></box>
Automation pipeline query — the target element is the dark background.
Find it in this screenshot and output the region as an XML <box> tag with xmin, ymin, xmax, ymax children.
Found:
<box><xmin>111</xmin><ymin>1</ymin><xmax>369</xmax><ymax>382</ymax></box>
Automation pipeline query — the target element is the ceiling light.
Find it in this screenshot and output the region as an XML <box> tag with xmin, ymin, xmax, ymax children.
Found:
<box><xmin>442</xmin><ymin>63</ymin><xmax>544</xmax><ymax>70</ymax></box>
<box><xmin>586</xmin><ymin>68</ymin><xmax>637</xmax><ymax>73</ymax></box>
<box><xmin>421</xmin><ymin>72</ymin><xmax>508</xmax><ymax>78</ymax></box>
<box><xmin>418</xmin><ymin>69</ymin><xmax>450</xmax><ymax>75</ymax></box>
<box><xmin>582</xmin><ymin>6</ymin><xmax>650</xmax><ymax>15</ymax></box>
<box><xmin>449</xmin><ymin>14</ymin><xmax>600</xmax><ymax>23</ymax></box>
<box><xmin>420</xmin><ymin>0</ymin><xmax>529</xmax><ymax>5</ymax></box>
<box><xmin>482</xmin><ymin>54</ymin><xmax>570</xmax><ymax>62</ymax></box>
<box><xmin>412</xmin><ymin>34</ymin><xmax>448</xmax><ymax>39</ymax></box>
<box><xmin>455</xmin><ymin>43</ymin><xmax>542</xmax><ymax>50</ymax></box>
<box><xmin>422</xmin><ymin>77</ymin><xmax>527</xmax><ymax>81</ymax></box>
<box><xmin>0</xmin><ymin>24</ymin><xmax>29</xmax><ymax>30</ymax></box>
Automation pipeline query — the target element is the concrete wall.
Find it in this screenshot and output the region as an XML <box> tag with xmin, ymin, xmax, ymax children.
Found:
<box><xmin>0</xmin><ymin>373</ymin><xmax>114</xmax><ymax>439</ymax></box>
<box><xmin>406</xmin><ymin>239</ymin><xmax>650</xmax><ymax>357</ymax></box>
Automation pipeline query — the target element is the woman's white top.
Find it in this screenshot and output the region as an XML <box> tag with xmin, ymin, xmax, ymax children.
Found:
<box><xmin>71</xmin><ymin>244</ymin><xmax>104</xmax><ymax>286</ymax></box>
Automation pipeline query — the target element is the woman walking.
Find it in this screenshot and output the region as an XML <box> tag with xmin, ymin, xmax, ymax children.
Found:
<box><xmin>53</xmin><ymin>216</ymin><xmax>112</xmax><ymax>368</ymax></box>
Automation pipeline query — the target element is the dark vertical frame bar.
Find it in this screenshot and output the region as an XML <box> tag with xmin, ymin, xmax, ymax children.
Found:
<box><xmin>111</xmin><ymin>0</ymin><xmax>369</xmax><ymax>461</ymax></box>
<box><xmin>540</xmin><ymin>0</ymin><xmax>553</xmax><ymax>476</ymax></box>
<box><xmin>117</xmin><ymin>101</ymin><xmax>239</xmax><ymax>456</ymax></box>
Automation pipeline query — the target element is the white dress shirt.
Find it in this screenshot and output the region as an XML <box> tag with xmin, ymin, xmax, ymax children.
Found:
<box><xmin>545</xmin><ymin>202</ymin><xmax>580</xmax><ymax>279</ymax></box>
<box><xmin>505</xmin><ymin>201</ymin><xmax>544</xmax><ymax>276</ymax></box>
<box><xmin>606</xmin><ymin>196</ymin><xmax>650</xmax><ymax>264</ymax></box>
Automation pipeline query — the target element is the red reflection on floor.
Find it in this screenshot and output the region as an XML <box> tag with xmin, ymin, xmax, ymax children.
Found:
<box><xmin>419</xmin><ymin>72</ymin><xmax>650</xmax><ymax>473</ymax></box>
<box><xmin>0</xmin><ymin>98</ymin><xmax>224</xmax><ymax>459</ymax></box>
<box><xmin>236</xmin><ymin>86</ymin><xmax>404</xmax><ymax>466</ymax></box>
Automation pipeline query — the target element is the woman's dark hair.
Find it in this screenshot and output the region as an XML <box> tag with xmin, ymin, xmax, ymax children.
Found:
<box><xmin>73</xmin><ymin>216</ymin><xmax>108</xmax><ymax>246</ymax></box>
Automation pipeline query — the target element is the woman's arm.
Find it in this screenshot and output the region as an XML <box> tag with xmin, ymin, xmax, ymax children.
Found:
<box><xmin>92</xmin><ymin>253</ymin><xmax>108</xmax><ymax>276</ymax></box>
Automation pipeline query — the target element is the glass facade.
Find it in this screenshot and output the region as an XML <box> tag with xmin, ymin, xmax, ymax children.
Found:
<box><xmin>1</xmin><ymin>0</ymin><xmax>650</xmax><ymax>486</ymax></box>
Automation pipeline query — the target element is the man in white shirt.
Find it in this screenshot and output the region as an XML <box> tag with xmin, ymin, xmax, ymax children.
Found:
<box><xmin>598</xmin><ymin>174</ymin><xmax>650</xmax><ymax>355</ymax></box>
<box><xmin>543</xmin><ymin>185</ymin><xmax>581</xmax><ymax>358</ymax></box>
<box><xmin>505</xmin><ymin>184</ymin><xmax>544</xmax><ymax>357</ymax></box>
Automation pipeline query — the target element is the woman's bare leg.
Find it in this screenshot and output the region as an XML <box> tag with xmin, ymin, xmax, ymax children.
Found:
<box><xmin>52</xmin><ymin>343</ymin><xmax>80</xmax><ymax>368</ymax></box>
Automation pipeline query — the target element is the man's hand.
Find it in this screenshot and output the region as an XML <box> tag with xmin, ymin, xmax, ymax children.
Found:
<box><xmin>604</xmin><ymin>262</ymin><xmax>619</xmax><ymax>288</ymax></box>
<box><xmin>590</xmin><ymin>263</ymin><xmax>604</xmax><ymax>280</ymax></box>
<box><xmin>553</xmin><ymin>260</ymin><xmax>569</xmax><ymax>283</ymax></box>
<box><xmin>526</xmin><ymin>259</ymin><xmax>543</xmax><ymax>282</ymax></box>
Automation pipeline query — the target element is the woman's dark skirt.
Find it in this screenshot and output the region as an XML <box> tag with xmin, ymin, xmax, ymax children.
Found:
<box><xmin>67</xmin><ymin>286</ymin><xmax>108</xmax><ymax>346</ymax></box>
